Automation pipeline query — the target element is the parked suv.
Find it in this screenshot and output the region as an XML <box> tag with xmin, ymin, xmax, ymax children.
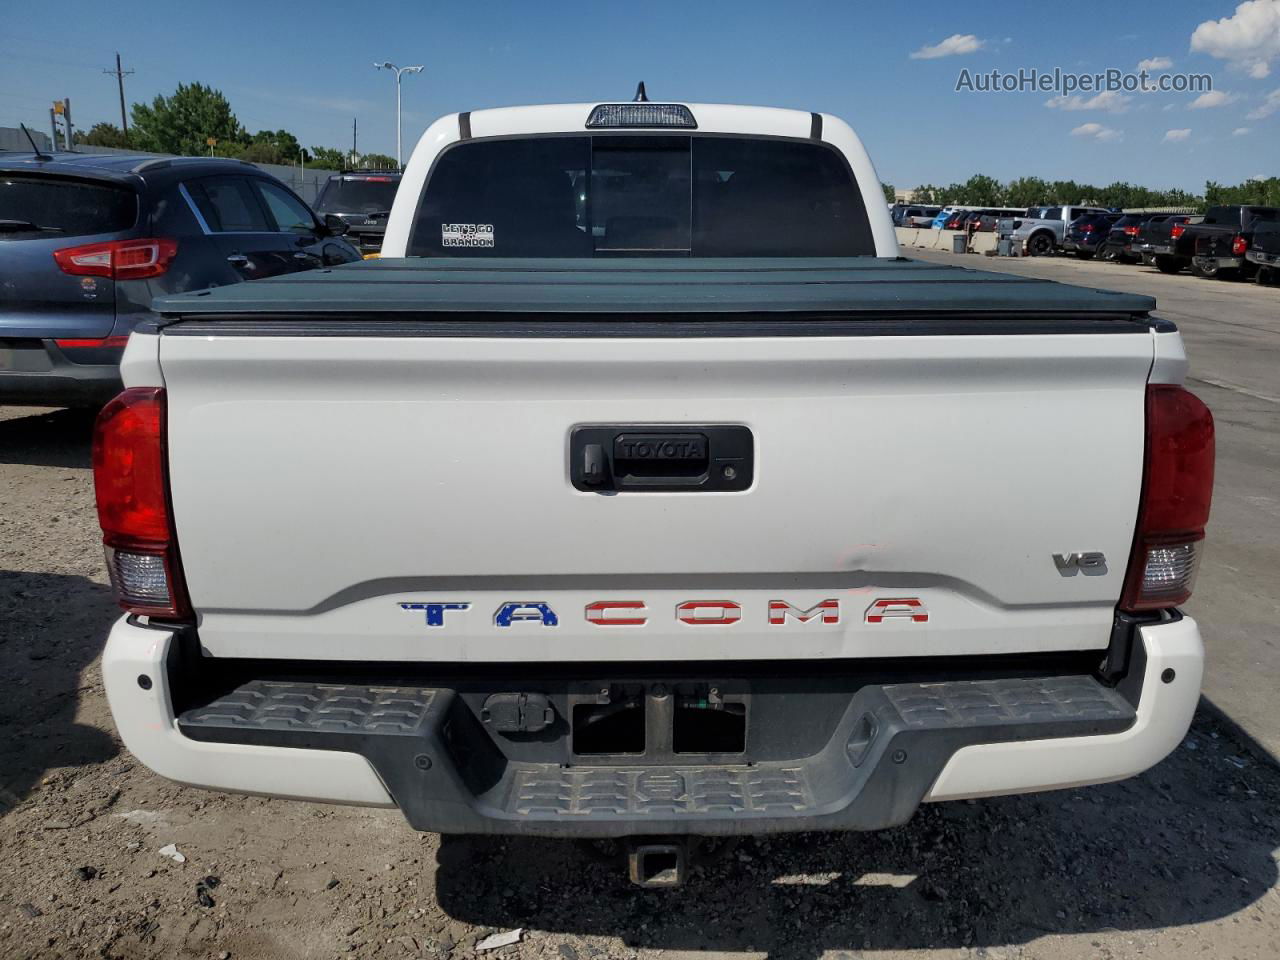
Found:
<box><xmin>0</xmin><ymin>153</ymin><xmax>361</xmax><ymax>406</ymax></box>
<box><xmin>1099</xmin><ymin>213</ymin><xmax>1155</xmax><ymax>263</ymax></box>
<box><xmin>1012</xmin><ymin>204</ymin><xmax>1111</xmax><ymax>256</ymax></box>
<box><xmin>313</xmin><ymin>170</ymin><xmax>402</xmax><ymax>255</ymax></box>
<box><xmin>1062</xmin><ymin>212</ymin><xmax>1123</xmax><ymax>258</ymax></box>
<box><xmin>1139</xmin><ymin>215</ymin><xmax>1200</xmax><ymax>273</ymax></box>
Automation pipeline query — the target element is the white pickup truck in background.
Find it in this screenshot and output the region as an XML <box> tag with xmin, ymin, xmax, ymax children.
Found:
<box><xmin>94</xmin><ymin>97</ymin><xmax>1214</xmax><ymax>886</ymax></box>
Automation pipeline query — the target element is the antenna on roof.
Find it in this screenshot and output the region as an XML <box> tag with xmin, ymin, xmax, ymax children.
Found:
<box><xmin>19</xmin><ymin>123</ymin><xmax>53</xmax><ymax>162</ymax></box>
<box><xmin>633</xmin><ymin>81</ymin><xmax>649</xmax><ymax>102</ymax></box>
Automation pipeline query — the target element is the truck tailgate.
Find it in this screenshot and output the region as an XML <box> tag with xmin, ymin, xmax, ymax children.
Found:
<box><xmin>159</xmin><ymin>321</ymin><xmax>1154</xmax><ymax>662</ymax></box>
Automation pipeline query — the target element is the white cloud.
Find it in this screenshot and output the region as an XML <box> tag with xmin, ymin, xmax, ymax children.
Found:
<box><xmin>1234</xmin><ymin>126</ymin><xmax>1253</xmax><ymax>134</ymax></box>
<box><xmin>1246</xmin><ymin>87</ymin><xmax>1280</xmax><ymax>117</ymax></box>
<box><xmin>1188</xmin><ymin>90</ymin><xmax>1241</xmax><ymax>108</ymax></box>
<box><xmin>1046</xmin><ymin>90</ymin><xmax>1132</xmax><ymax>113</ymax></box>
<box><xmin>1163</xmin><ymin>128</ymin><xmax>1193</xmax><ymax>142</ymax></box>
<box><xmin>1190</xmin><ymin>0</ymin><xmax>1280</xmax><ymax>78</ymax></box>
<box><xmin>910</xmin><ymin>33</ymin><xmax>984</xmax><ymax>60</ymax></box>
<box><xmin>1071</xmin><ymin>122</ymin><xmax>1124</xmax><ymax>142</ymax></box>
<box><xmin>1248</xmin><ymin>173</ymin><xmax>1268</xmax><ymax>180</ymax></box>
<box><xmin>1138</xmin><ymin>56</ymin><xmax>1174</xmax><ymax>70</ymax></box>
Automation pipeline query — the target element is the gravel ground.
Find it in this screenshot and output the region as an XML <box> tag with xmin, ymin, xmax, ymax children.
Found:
<box><xmin>2</xmin><ymin>404</ymin><xmax>1279</xmax><ymax>960</ymax></box>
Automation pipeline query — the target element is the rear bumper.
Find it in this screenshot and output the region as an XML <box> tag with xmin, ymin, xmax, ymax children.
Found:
<box><xmin>1246</xmin><ymin>249</ymin><xmax>1280</xmax><ymax>267</ymax></box>
<box><xmin>1194</xmin><ymin>255</ymin><xmax>1245</xmax><ymax>270</ymax></box>
<box><xmin>0</xmin><ymin>339</ymin><xmax>122</xmax><ymax>406</ymax></box>
<box><xmin>344</xmin><ymin>226</ymin><xmax>386</xmax><ymax>254</ymax></box>
<box><xmin>102</xmin><ymin>615</ymin><xmax>1202</xmax><ymax>836</ymax></box>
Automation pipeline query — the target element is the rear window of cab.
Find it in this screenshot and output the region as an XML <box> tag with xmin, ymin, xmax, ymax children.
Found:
<box><xmin>407</xmin><ymin>135</ymin><xmax>874</xmax><ymax>258</ymax></box>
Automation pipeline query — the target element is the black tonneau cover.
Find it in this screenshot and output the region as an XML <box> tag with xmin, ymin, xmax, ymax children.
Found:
<box><xmin>154</xmin><ymin>258</ymin><xmax>1157</xmax><ymax>321</ymax></box>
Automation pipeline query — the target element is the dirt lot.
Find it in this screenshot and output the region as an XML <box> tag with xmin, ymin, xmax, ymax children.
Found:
<box><xmin>2</xmin><ymin>363</ymin><xmax>1279</xmax><ymax>958</ymax></box>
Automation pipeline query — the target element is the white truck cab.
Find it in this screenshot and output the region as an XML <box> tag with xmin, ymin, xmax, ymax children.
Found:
<box><xmin>96</xmin><ymin>96</ymin><xmax>1212</xmax><ymax>886</ymax></box>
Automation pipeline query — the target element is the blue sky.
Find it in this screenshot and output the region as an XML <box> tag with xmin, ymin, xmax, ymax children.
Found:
<box><xmin>3</xmin><ymin>0</ymin><xmax>1278</xmax><ymax>190</ymax></box>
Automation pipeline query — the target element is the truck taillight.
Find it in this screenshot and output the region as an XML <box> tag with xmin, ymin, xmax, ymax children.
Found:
<box><xmin>1231</xmin><ymin>235</ymin><xmax>1248</xmax><ymax>256</ymax></box>
<box><xmin>54</xmin><ymin>238</ymin><xmax>178</xmax><ymax>280</ymax></box>
<box><xmin>93</xmin><ymin>387</ymin><xmax>191</xmax><ymax>619</ymax></box>
<box><xmin>1171</xmin><ymin>223</ymin><xmax>1186</xmax><ymax>239</ymax></box>
<box><xmin>1124</xmin><ymin>226</ymin><xmax>1140</xmax><ymax>237</ymax></box>
<box><xmin>1120</xmin><ymin>385</ymin><xmax>1215</xmax><ymax>612</ymax></box>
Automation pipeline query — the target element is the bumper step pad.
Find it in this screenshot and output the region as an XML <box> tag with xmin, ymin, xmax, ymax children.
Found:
<box><xmin>178</xmin><ymin>673</ymin><xmax>1135</xmax><ymax>836</ymax></box>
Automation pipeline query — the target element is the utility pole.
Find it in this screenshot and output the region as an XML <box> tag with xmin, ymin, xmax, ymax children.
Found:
<box><xmin>373</xmin><ymin>62</ymin><xmax>423</xmax><ymax>169</ymax></box>
<box><xmin>103</xmin><ymin>52</ymin><xmax>134</xmax><ymax>134</ymax></box>
<box><xmin>352</xmin><ymin>117</ymin><xmax>357</xmax><ymax>165</ymax></box>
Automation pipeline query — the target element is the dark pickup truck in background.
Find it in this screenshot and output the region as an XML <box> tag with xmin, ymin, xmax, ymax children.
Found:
<box><xmin>1158</xmin><ymin>205</ymin><xmax>1280</xmax><ymax>279</ymax></box>
<box><xmin>1191</xmin><ymin>205</ymin><xmax>1280</xmax><ymax>280</ymax></box>
<box><xmin>1247</xmin><ymin>220</ymin><xmax>1280</xmax><ymax>284</ymax></box>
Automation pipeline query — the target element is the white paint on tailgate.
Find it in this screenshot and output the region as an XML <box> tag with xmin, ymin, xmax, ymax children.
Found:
<box><xmin>160</xmin><ymin>331</ymin><xmax>1154</xmax><ymax>662</ymax></box>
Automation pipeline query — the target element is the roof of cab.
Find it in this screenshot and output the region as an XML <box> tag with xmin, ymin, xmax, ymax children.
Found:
<box><xmin>458</xmin><ymin>102</ymin><xmax>818</xmax><ymax>140</ymax></box>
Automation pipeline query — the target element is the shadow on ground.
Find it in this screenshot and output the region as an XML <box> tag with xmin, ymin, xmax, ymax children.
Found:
<box><xmin>0</xmin><ymin>407</ymin><xmax>96</xmax><ymax>469</ymax></box>
<box><xmin>436</xmin><ymin>707</ymin><xmax>1278</xmax><ymax>958</ymax></box>
<box><xmin>0</xmin><ymin>572</ymin><xmax>119</xmax><ymax>817</ymax></box>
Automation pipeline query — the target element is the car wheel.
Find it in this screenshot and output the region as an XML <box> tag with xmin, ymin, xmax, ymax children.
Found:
<box><xmin>1075</xmin><ymin>249</ymin><xmax>1095</xmax><ymax>260</ymax></box>
<box><xmin>1190</xmin><ymin>259</ymin><xmax>1220</xmax><ymax>279</ymax></box>
<box><xmin>1027</xmin><ymin>233</ymin><xmax>1054</xmax><ymax>257</ymax></box>
<box><xmin>1100</xmin><ymin>244</ymin><xmax>1120</xmax><ymax>262</ymax></box>
<box><xmin>1140</xmin><ymin>254</ymin><xmax>1155</xmax><ymax>266</ymax></box>
<box><xmin>1257</xmin><ymin>266</ymin><xmax>1276</xmax><ymax>285</ymax></box>
<box><xmin>1154</xmin><ymin>256</ymin><xmax>1183</xmax><ymax>274</ymax></box>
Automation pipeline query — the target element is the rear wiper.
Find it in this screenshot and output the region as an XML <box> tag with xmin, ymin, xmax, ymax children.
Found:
<box><xmin>0</xmin><ymin>219</ymin><xmax>64</xmax><ymax>233</ymax></box>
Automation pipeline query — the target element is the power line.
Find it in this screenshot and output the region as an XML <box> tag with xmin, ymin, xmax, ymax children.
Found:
<box><xmin>102</xmin><ymin>52</ymin><xmax>134</xmax><ymax>133</ymax></box>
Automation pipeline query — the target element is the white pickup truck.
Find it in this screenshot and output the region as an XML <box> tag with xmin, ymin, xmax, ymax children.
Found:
<box><xmin>96</xmin><ymin>97</ymin><xmax>1214</xmax><ymax>886</ymax></box>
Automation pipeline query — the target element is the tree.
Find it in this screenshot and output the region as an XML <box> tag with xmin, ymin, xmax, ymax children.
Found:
<box><xmin>310</xmin><ymin>146</ymin><xmax>351</xmax><ymax>171</ymax></box>
<box><xmin>236</xmin><ymin>129</ymin><xmax>307</xmax><ymax>165</ymax></box>
<box><xmin>911</xmin><ymin>184</ymin><xmax>940</xmax><ymax>204</ymax></box>
<box><xmin>881</xmin><ymin>182</ymin><xmax>896</xmax><ymax>204</ymax></box>
<box><xmin>130</xmin><ymin>83</ymin><xmax>246</xmax><ymax>157</ymax></box>
<box><xmin>355</xmin><ymin>152</ymin><xmax>397</xmax><ymax>170</ymax></box>
<box><xmin>1004</xmin><ymin>177</ymin><xmax>1049</xmax><ymax>208</ymax></box>
<box><xmin>1206</xmin><ymin>177</ymin><xmax>1280</xmax><ymax>207</ymax></box>
<box><xmin>75</xmin><ymin>122</ymin><xmax>131</xmax><ymax>149</ymax></box>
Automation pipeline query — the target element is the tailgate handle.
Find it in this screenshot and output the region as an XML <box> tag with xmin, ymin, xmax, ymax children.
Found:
<box><xmin>570</xmin><ymin>425</ymin><xmax>753</xmax><ymax>493</ymax></box>
<box><xmin>613</xmin><ymin>433</ymin><xmax>709</xmax><ymax>484</ymax></box>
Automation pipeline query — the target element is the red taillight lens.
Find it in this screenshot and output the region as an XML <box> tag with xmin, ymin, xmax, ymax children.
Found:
<box><xmin>1124</xmin><ymin>226</ymin><xmax>1140</xmax><ymax>236</ymax></box>
<box><xmin>1082</xmin><ymin>224</ymin><xmax>1095</xmax><ymax>233</ymax></box>
<box><xmin>1232</xmin><ymin>235</ymin><xmax>1248</xmax><ymax>256</ymax></box>
<box><xmin>54</xmin><ymin>238</ymin><xmax>178</xmax><ymax>280</ymax></box>
<box><xmin>93</xmin><ymin>388</ymin><xmax>190</xmax><ymax>618</ymax></box>
<box><xmin>1120</xmin><ymin>385</ymin><xmax>1215</xmax><ymax>612</ymax></box>
<box><xmin>1171</xmin><ymin>223</ymin><xmax>1186</xmax><ymax>239</ymax></box>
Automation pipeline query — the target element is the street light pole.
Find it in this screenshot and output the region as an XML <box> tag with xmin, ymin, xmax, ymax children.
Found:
<box><xmin>373</xmin><ymin>61</ymin><xmax>424</xmax><ymax>169</ymax></box>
